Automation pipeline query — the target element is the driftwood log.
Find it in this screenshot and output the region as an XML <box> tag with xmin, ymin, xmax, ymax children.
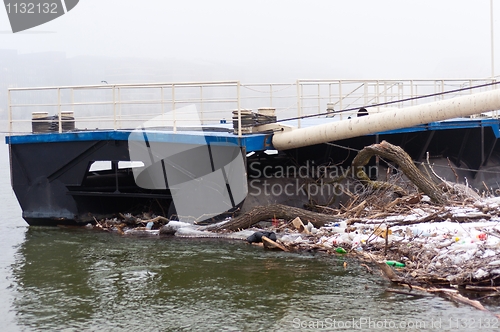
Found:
<box><xmin>352</xmin><ymin>140</ymin><xmax>448</xmax><ymax>204</ymax></box>
<box><xmin>206</xmin><ymin>204</ymin><xmax>341</xmax><ymax>231</ymax></box>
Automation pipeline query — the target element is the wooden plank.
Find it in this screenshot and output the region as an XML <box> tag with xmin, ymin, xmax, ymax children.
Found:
<box><xmin>262</xmin><ymin>235</ymin><xmax>289</xmax><ymax>252</ymax></box>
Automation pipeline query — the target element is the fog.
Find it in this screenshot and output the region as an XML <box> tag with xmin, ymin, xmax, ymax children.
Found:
<box><xmin>0</xmin><ymin>0</ymin><xmax>499</xmax><ymax>120</ymax></box>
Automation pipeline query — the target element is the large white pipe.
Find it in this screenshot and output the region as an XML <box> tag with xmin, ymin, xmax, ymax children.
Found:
<box><xmin>272</xmin><ymin>88</ymin><xmax>500</xmax><ymax>150</ymax></box>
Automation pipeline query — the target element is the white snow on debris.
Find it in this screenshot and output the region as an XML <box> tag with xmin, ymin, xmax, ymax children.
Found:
<box><xmin>175</xmin><ymin>226</ymin><xmax>254</xmax><ymax>240</ymax></box>
<box><xmin>270</xmin><ymin>198</ymin><xmax>500</xmax><ymax>275</ymax></box>
<box><xmin>162</xmin><ymin>220</ymin><xmax>193</xmax><ymax>232</ymax></box>
<box><xmin>274</xmin><ymin>200</ymin><xmax>500</xmax><ymax>282</ymax></box>
<box><xmin>158</xmin><ymin>220</ymin><xmax>254</xmax><ymax>240</ymax></box>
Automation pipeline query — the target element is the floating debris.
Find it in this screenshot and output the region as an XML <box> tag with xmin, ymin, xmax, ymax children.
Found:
<box><xmin>246</xmin><ymin>231</ymin><xmax>277</xmax><ymax>243</ymax></box>
<box><xmin>85</xmin><ymin>140</ymin><xmax>500</xmax><ymax>317</ymax></box>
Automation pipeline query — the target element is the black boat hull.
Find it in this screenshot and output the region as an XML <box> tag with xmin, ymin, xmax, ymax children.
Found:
<box><xmin>8</xmin><ymin>124</ymin><xmax>500</xmax><ymax>226</ymax></box>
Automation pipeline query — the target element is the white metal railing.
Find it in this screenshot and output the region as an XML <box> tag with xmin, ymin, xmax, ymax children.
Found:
<box><xmin>7</xmin><ymin>78</ymin><xmax>500</xmax><ymax>135</ymax></box>
<box><xmin>296</xmin><ymin>78</ymin><xmax>500</xmax><ymax>121</ymax></box>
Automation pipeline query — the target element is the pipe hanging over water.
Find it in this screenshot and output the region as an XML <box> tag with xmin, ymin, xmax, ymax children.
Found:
<box><xmin>272</xmin><ymin>88</ymin><xmax>500</xmax><ymax>150</ymax></box>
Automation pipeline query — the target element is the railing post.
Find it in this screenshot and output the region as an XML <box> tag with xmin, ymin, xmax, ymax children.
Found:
<box><xmin>58</xmin><ymin>88</ymin><xmax>62</xmax><ymax>133</ymax></box>
<box><xmin>117</xmin><ymin>87</ymin><xmax>121</xmax><ymax>129</ymax></box>
<box><xmin>384</xmin><ymin>81</ymin><xmax>387</xmax><ymax>106</ymax></box>
<box><xmin>317</xmin><ymin>83</ymin><xmax>321</xmax><ymax>114</ymax></box>
<box><xmin>399</xmin><ymin>82</ymin><xmax>403</xmax><ymax>107</ymax></box>
<box><xmin>112</xmin><ymin>86</ymin><xmax>117</xmax><ymax>130</ymax></box>
<box><xmin>339</xmin><ymin>80</ymin><xmax>342</xmax><ymax>120</ymax></box>
<box><xmin>237</xmin><ymin>81</ymin><xmax>241</xmax><ymax>137</ymax></box>
<box><xmin>493</xmin><ymin>78</ymin><xmax>499</xmax><ymax>119</ymax></box>
<box><xmin>200</xmin><ymin>86</ymin><xmax>204</xmax><ymax>125</ymax></box>
<box><xmin>410</xmin><ymin>80</ymin><xmax>414</xmax><ymax>106</ymax></box>
<box><xmin>71</xmin><ymin>88</ymin><xmax>74</xmax><ymax>119</ymax></box>
<box><xmin>161</xmin><ymin>86</ymin><xmax>164</xmax><ymax>126</ymax></box>
<box><xmin>364</xmin><ymin>81</ymin><xmax>368</xmax><ymax>106</ymax></box>
<box><xmin>328</xmin><ymin>83</ymin><xmax>332</xmax><ymax>104</ymax></box>
<box><xmin>269</xmin><ymin>84</ymin><xmax>273</xmax><ymax>107</ymax></box>
<box><xmin>7</xmin><ymin>89</ymin><xmax>12</xmax><ymax>135</ymax></box>
<box><xmin>172</xmin><ymin>84</ymin><xmax>176</xmax><ymax>133</ymax></box>
<box><xmin>296</xmin><ymin>80</ymin><xmax>301</xmax><ymax>128</ymax></box>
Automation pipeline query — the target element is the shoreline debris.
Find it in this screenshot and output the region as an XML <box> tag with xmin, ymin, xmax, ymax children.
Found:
<box><xmin>87</xmin><ymin>197</ymin><xmax>500</xmax><ymax>316</ymax></box>
<box><xmin>86</xmin><ymin>141</ymin><xmax>500</xmax><ymax>315</ymax></box>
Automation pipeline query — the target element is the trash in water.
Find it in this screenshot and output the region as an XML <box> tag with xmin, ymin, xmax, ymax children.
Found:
<box><xmin>246</xmin><ymin>231</ymin><xmax>277</xmax><ymax>243</ymax></box>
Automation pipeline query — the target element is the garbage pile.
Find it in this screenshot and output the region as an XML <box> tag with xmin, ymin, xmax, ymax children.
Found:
<box><xmin>282</xmin><ymin>214</ymin><xmax>500</xmax><ymax>288</ymax></box>
<box><xmin>243</xmin><ymin>198</ymin><xmax>500</xmax><ymax>288</ymax></box>
<box><xmin>90</xmin><ymin>195</ymin><xmax>500</xmax><ymax>290</ymax></box>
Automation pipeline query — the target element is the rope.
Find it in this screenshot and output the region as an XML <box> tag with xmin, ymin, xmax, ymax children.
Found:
<box><xmin>325</xmin><ymin>142</ymin><xmax>361</xmax><ymax>153</ymax></box>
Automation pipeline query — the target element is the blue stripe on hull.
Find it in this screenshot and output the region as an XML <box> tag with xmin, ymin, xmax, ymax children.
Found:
<box><xmin>6</xmin><ymin>117</ymin><xmax>500</xmax><ymax>151</ymax></box>
<box><xmin>5</xmin><ymin>130</ymin><xmax>274</xmax><ymax>152</ymax></box>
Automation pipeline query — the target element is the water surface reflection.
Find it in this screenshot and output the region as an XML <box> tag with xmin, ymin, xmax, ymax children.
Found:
<box><xmin>11</xmin><ymin>227</ymin><xmax>498</xmax><ymax>331</ymax></box>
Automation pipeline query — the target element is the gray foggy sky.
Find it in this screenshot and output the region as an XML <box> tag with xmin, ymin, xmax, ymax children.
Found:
<box><xmin>0</xmin><ymin>0</ymin><xmax>498</xmax><ymax>81</ymax></box>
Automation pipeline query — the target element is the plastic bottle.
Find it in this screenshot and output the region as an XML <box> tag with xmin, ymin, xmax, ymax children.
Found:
<box><xmin>330</xmin><ymin>226</ymin><xmax>345</xmax><ymax>234</ymax></box>
<box><xmin>351</xmin><ymin>235</ymin><xmax>361</xmax><ymax>248</ymax></box>
<box><xmin>478</xmin><ymin>233</ymin><xmax>488</xmax><ymax>241</ymax></box>
<box><xmin>329</xmin><ymin>221</ymin><xmax>347</xmax><ymax>228</ymax></box>
<box><xmin>411</xmin><ymin>228</ymin><xmax>430</xmax><ymax>237</ymax></box>
<box><xmin>335</xmin><ymin>247</ymin><xmax>347</xmax><ymax>254</ymax></box>
<box><xmin>340</xmin><ymin>233</ymin><xmax>352</xmax><ymax>245</ymax></box>
<box><xmin>385</xmin><ymin>260</ymin><xmax>405</xmax><ymax>268</ymax></box>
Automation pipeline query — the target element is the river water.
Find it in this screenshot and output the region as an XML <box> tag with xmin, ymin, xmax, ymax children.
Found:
<box><xmin>0</xmin><ymin>140</ymin><xmax>499</xmax><ymax>331</ymax></box>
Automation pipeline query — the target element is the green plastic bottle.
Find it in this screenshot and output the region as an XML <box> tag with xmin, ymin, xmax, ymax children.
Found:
<box><xmin>385</xmin><ymin>260</ymin><xmax>405</xmax><ymax>268</ymax></box>
<box><xmin>335</xmin><ymin>247</ymin><xmax>347</xmax><ymax>254</ymax></box>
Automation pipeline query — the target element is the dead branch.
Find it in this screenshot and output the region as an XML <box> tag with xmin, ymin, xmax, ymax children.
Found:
<box><xmin>352</xmin><ymin>141</ymin><xmax>448</xmax><ymax>204</ymax></box>
<box><xmin>206</xmin><ymin>204</ymin><xmax>342</xmax><ymax>231</ymax></box>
